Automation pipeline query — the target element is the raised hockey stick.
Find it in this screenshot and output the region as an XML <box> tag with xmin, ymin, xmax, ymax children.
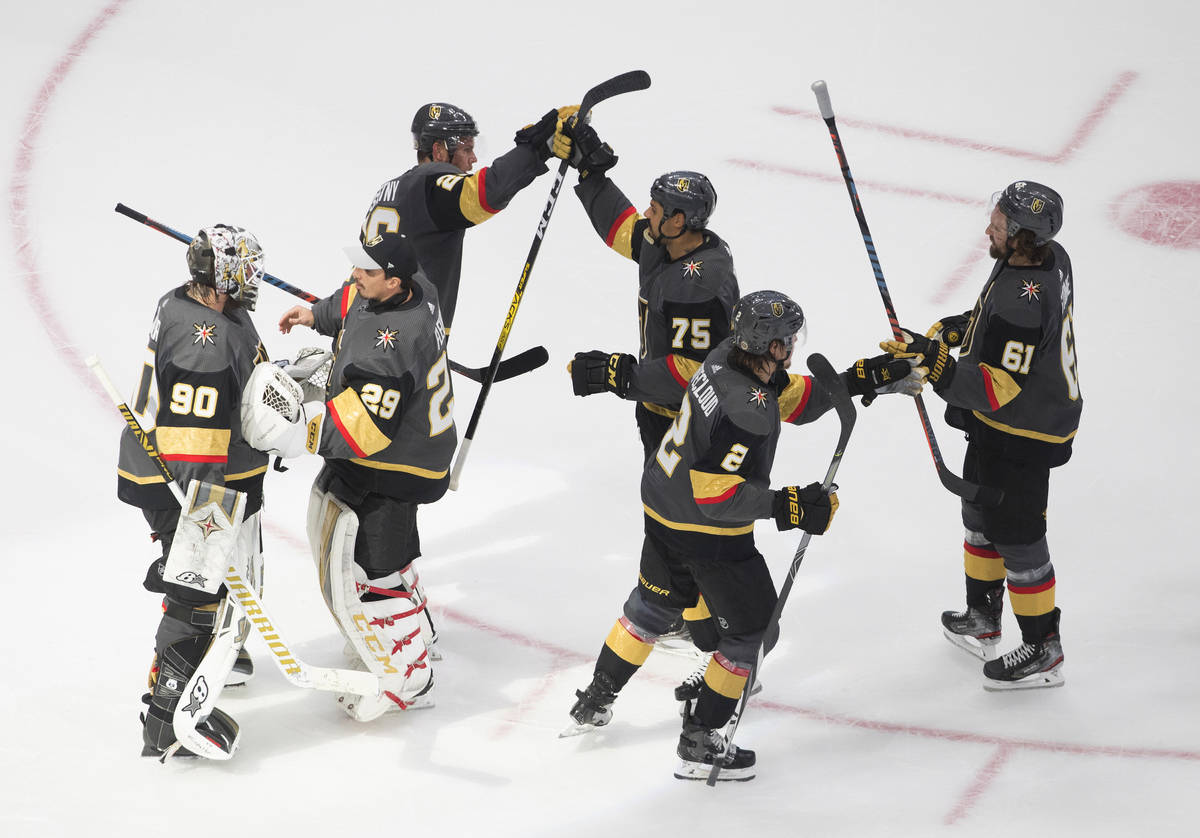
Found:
<box><xmin>112</xmin><ymin>203</ymin><xmax>548</xmax><ymax>385</ymax></box>
<box><xmin>86</xmin><ymin>355</ymin><xmax>380</xmax><ymax>696</ymax></box>
<box><xmin>707</xmin><ymin>353</ymin><xmax>855</xmax><ymax>785</ymax></box>
<box><xmin>809</xmin><ymin>81</ymin><xmax>1002</xmax><ymax>507</ymax></box>
<box><xmin>448</xmin><ymin>69</ymin><xmax>653</xmax><ymax>491</ymax></box>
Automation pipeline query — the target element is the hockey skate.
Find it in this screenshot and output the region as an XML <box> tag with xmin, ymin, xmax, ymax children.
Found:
<box><xmin>225</xmin><ymin>648</ymin><xmax>254</xmax><ymax>687</ymax></box>
<box><xmin>336</xmin><ymin>663</ymin><xmax>435</xmax><ymax>721</ymax></box>
<box><xmin>674</xmin><ymin>715</ymin><xmax>756</xmax><ymax>782</ymax></box>
<box><xmin>560</xmin><ymin>671</ymin><xmax>619</xmax><ymax>738</ymax></box>
<box><xmin>674</xmin><ymin>654</ymin><xmax>762</xmax><ymax>717</ymax></box>
<box><xmin>654</xmin><ymin>619</ymin><xmax>704</xmax><ymax>662</ymax></box>
<box><xmin>941</xmin><ymin>590</ymin><xmax>1003</xmax><ymax>661</ymax></box>
<box><xmin>982</xmin><ymin>635</ymin><xmax>1064</xmax><ymax>691</ymax></box>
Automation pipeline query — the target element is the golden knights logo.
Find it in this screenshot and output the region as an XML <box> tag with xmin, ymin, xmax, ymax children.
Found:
<box><xmin>677</xmin><ymin>177</ymin><xmax>690</xmax><ymax>192</ymax></box>
<box><xmin>1030</xmin><ymin>198</ymin><xmax>1045</xmax><ymax>214</ymax></box>
<box><xmin>193</xmin><ymin>321</ymin><xmax>217</xmax><ymax>346</ymax></box>
<box><xmin>375</xmin><ymin>326</ymin><xmax>398</xmax><ymax>350</ymax></box>
<box><xmin>771</xmin><ymin>302</ymin><xmax>784</xmax><ymax>317</ymax></box>
<box><xmin>428</xmin><ymin>104</ymin><xmax>442</xmax><ymax>120</ymax></box>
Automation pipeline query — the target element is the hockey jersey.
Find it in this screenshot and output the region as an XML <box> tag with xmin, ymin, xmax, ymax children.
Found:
<box><xmin>574</xmin><ymin>174</ymin><xmax>741</xmax><ymax>415</ymax></box>
<box><xmin>310</xmin><ymin>274</ymin><xmax>455</xmax><ymax>503</ymax></box>
<box><xmin>941</xmin><ymin>241</ymin><xmax>1082</xmax><ymax>466</ymax></box>
<box><xmin>117</xmin><ymin>286</ymin><xmax>269</xmax><ymax>512</ymax></box>
<box><xmin>357</xmin><ymin>144</ymin><xmax>549</xmax><ymax>332</ymax></box>
<box><xmin>640</xmin><ymin>339</ymin><xmax>834</xmax><ymax>558</ymax></box>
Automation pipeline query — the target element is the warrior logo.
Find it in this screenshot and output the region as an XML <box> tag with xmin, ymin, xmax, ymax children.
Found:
<box><xmin>428</xmin><ymin>104</ymin><xmax>442</xmax><ymax>120</ymax></box>
<box><xmin>771</xmin><ymin>302</ymin><xmax>784</xmax><ymax>317</ymax></box>
<box><xmin>677</xmin><ymin>177</ymin><xmax>691</xmax><ymax>192</ymax></box>
<box><xmin>1020</xmin><ymin>280</ymin><xmax>1041</xmax><ymax>301</ymax></box>
<box><xmin>181</xmin><ymin>676</ymin><xmax>210</xmax><ymax>717</ymax></box>
<box><xmin>193</xmin><ymin>322</ymin><xmax>217</xmax><ymax>346</ymax></box>
<box><xmin>375</xmin><ymin>327</ymin><xmax>398</xmax><ymax>350</ymax></box>
<box><xmin>175</xmin><ymin>571</ymin><xmax>210</xmax><ymax>588</ymax></box>
<box><xmin>683</xmin><ymin>259</ymin><xmax>703</xmax><ymax>277</ymax></box>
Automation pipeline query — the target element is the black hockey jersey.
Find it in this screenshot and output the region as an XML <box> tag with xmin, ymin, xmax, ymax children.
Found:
<box><xmin>310</xmin><ymin>274</ymin><xmax>455</xmax><ymax>503</ymax></box>
<box><xmin>117</xmin><ymin>286</ymin><xmax>269</xmax><ymax>512</ymax></box>
<box><xmin>640</xmin><ymin>340</ymin><xmax>834</xmax><ymax>557</ymax></box>
<box><xmin>942</xmin><ymin>241</ymin><xmax>1082</xmax><ymax>465</ymax></box>
<box><xmin>357</xmin><ymin>144</ymin><xmax>549</xmax><ymax>332</ymax></box>
<box><xmin>574</xmin><ymin>174</ymin><xmax>741</xmax><ymax>414</ymax></box>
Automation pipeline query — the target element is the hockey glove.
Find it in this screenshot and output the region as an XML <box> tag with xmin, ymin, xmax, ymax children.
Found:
<box><xmin>843</xmin><ymin>354</ymin><xmax>924</xmax><ymax>401</ymax></box>
<box><xmin>241</xmin><ymin>362</ymin><xmax>325</xmax><ymax>458</ymax></box>
<box><xmin>925</xmin><ymin>312</ymin><xmax>971</xmax><ymax>347</ymax></box>
<box><xmin>772</xmin><ymin>482</ymin><xmax>839</xmax><ymax>534</ymax></box>
<box><xmin>880</xmin><ymin>329</ymin><xmax>956</xmax><ymax>390</ymax></box>
<box><xmin>564</xmin><ymin>119</ymin><xmax>617</xmax><ymax>180</ymax></box>
<box><xmin>514</xmin><ymin>109</ymin><xmax>561</xmax><ymax>162</ymax></box>
<box><xmin>569</xmin><ymin>350</ymin><xmax>634</xmax><ymax>398</ymax></box>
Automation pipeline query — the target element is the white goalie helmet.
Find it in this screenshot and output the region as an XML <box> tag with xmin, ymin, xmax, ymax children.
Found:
<box><xmin>187</xmin><ymin>224</ymin><xmax>265</xmax><ymax>310</ymax></box>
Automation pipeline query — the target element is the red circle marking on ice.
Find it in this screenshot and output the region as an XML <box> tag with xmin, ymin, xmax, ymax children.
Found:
<box><xmin>1111</xmin><ymin>181</ymin><xmax>1200</xmax><ymax>249</ymax></box>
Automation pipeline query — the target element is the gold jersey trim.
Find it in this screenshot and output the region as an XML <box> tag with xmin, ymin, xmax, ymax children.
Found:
<box><xmin>330</xmin><ymin>388</ymin><xmax>391</xmax><ymax>456</ymax></box>
<box><xmin>643</xmin><ymin>504</ymin><xmax>755</xmax><ymax>537</ymax></box>
<box><xmin>971</xmin><ymin>411</ymin><xmax>1078</xmax><ymax>444</ymax></box>
<box><xmin>117</xmin><ymin>464</ymin><xmax>268</xmax><ymax>485</ymax></box>
<box><xmin>641</xmin><ymin>401</ymin><xmax>679</xmax><ymax>419</ymax></box>
<box><xmin>347</xmin><ymin>458</ymin><xmax>448</xmax><ymax>479</ymax></box>
<box><xmin>156</xmin><ymin>426</ymin><xmax>230</xmax><ymax>457</ymax></box>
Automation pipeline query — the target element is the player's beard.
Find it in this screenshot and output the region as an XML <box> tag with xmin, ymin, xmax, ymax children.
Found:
<box><xmin>989</xmin><ymin>240</ymin><xmax>1011</xmax><ymax>260</ymax></box>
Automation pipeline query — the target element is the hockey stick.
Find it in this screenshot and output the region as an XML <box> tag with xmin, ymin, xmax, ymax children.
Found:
<box><xmin>448</xmin><ymin>70</ymin><xmax>652</xmax><ymax>490</ymax></box>
<box><xmin>86</xmin><ymin>355</ymin><xmax>379</xmax><ymax>696</ymax></box>
<box><xmin>809</xmin><ymin>81</ymin><xmax>1002</xmax><ymax>507</ymax></box>
<box><xmin>707</xmin><ymin>353</ymin><xmax>855</xmax><ymax>785</ymax></box>
<box><xmin>113</xmin><ymin>203</ymin><xmax>548</xmax><ymax>385</ymax></box>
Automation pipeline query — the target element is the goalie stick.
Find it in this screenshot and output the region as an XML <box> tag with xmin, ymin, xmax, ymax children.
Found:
<box><xmin>707</xmin><ymin>353</ymin><xmax>855</xmax><ymax>785</ymax></box>
<box><xmin>448</xmin><ymin>69</ymin><xmax>653</xmax><ymax>491</ymax></box>
<box><xmin>86</xmin><ymin>355</ymin><xmax>379</xmax><ymax>696</ymax></box>
<box><xmin>112</xmin><ymin>203</ymin><xmax>548</xmax><ymax>385</ymax></box>
<box><xmin>809</xmin><ymin>81</ymin><xmax>1002</xmax><ymax>507</ymax></box>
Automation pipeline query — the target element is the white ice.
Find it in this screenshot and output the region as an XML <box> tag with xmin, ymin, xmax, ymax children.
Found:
<box><xmin>2</xmin><ymin>1</ymin><xmax>1197</xmax><ymax>836</ymax></box>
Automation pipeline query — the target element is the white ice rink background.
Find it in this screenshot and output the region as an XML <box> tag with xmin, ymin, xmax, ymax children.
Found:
<box><xmin>3</xmin><ymin>2</ymin><xmax>1197</xmax><ymax>835</ymax></box>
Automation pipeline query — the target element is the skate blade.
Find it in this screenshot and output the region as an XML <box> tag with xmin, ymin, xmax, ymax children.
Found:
<box><xmin>982</xmin><ymin>666</ymin><xmax>1065</xmax><ymax>692</ymax></box>
<box><xmin>654</xmin><ymin>641</ymin><xmax>707</xmax><ymax>662</ymax></box>
<box><xmin>558</xmin><ymin>721</ymin><xmax>606</xmax><ymax>738</ymax></box>
<box><xmin>943</xmin><ymin>628</ymin><xmax>1000</xmax><ymax>661</ymax></box>
<box><xmin>672</xmin><ymin>759</ymin><xmax>755</xmax><ymax>782</ymax></box>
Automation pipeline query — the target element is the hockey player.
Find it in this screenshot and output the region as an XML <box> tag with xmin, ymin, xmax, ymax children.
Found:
<box><xmin>118</xmin><ymin>224</ymin><xmax>270</xmax><ymax>759</ymax></box>
<box><xmin>354</xmin><ymin>100</ymin><xmax>577</xmax><ymax>333</ymax></box>
<box><xmin>567</xmin><ymin>290</ymin><xmax>919</xmax><ymax>781</ymax></box>
<box><xmin>245</xmin><ymin>231</ymin><xmax>453</xmax><ymax>719</ymax></box>
<box><xmin>881</xmin><ymin>181</ymin><xmax>1081</xmax><ymax>690</ymax></box>
<box><xmin>561</xmin><ymin>120</ymin><xmax>741</xmax><ymax>682</ymax></box>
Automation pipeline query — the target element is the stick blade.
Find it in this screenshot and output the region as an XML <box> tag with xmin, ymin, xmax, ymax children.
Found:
<box><xmin>580</xmin><ymin>70</ymin><xmax>651</xmax><ymax>115</ymax></box>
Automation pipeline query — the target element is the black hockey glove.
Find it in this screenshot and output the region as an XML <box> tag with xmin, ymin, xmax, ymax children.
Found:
<box><xmin>925</xmin><ymin>312</ymin><xmax>971</xmax><ymax>347</ymax></box>
<box><xmin>772</xmin><ymin>482</ymin><xmax>839</xmax><ymax>534</ymax></box>
<box><xmin>881</xmin><ymin>329</ymin><xmax>956</xmax><ymax>390</ymax></box>
<box><xmin>569</xmin><ymin>350</ymin><xmax>634</xmax><ymax>398</ymax></box>
<box><xmin>514</xmin><ymin>109</ymin><xmax>560</xmax><ymax>162</ymax></box>
<box><xmin>564</xmin><ymin>119</ymin><xmax>617</xmax><ymax>180</ymax></box>
<box><xmin>842</xmin><ymin>354</ymin><xmax>922</xmax><ymax>401</ymax></box>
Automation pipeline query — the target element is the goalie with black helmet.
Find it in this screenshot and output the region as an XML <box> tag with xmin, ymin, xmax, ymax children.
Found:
<box><xmin>351</xmin><ymin>98</ymin><xmax>578</xmax><ymax>333</ymax></box>
<box><xmin>880</xmin><ymin>180</ymin><xmax>1081</xmax><ymax>691</ymax></box>
<box><xmin>249</xmin><ymin>231</ymin><xmax>452</xmax><ymax>720</ymax></box>
<box><xmin>115</xmin><ymin>224</ymin><xmax>271</xmax><ymax>760</ymax></box>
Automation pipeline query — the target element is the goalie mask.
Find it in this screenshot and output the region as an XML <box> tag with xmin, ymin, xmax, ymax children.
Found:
<box><xmin>186</xmin><ymin>225</ymin><xmax>265</xmax><ymax>310</ymax></box>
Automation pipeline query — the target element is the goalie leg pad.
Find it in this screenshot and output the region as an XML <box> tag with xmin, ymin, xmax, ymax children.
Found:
<box><xmin>307</xmin><ymin>486</ymin><xmax>432</xmax><ymax>721</ymax></box>
<box><xmin>143</xmin><ymin>597</ymin><xmax>241</xmax><ymax>760</ymax></box>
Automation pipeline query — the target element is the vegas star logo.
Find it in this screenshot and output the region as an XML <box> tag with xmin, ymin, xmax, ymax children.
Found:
<box><xmin>1019</xmin><ymin>280</ymin><xmax>1041</xmax><ymax>302</ymax></box>
<box><xmin>747</xmin><ymin>387</ymin><xmax>769</xmax><ymax>408</ymax></box>
<box><xmin>193</xmin><ymin>321</ymin><xmax>217</xmax><ymax>346</ymax></box>
<box><xmin>194</xmin><ymin>511</ymin><xmax>222</xmax><ymax>540</ymax></box>
<box><xmin>375</xmin><ymin>327</ymin><xmax>398</xmax><ymax>350</ymax></box>
<box><xmin>682</xmin><ymin>259</ymin><xmax>703</xmax><ymax>278</ymax></box>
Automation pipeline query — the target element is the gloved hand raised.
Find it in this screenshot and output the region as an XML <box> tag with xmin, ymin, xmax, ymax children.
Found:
<box><xmin>568</xmin><ymin>350</ymin><xmax>634</xmax><ymax>397</ymax></box>
<box><xmin>563</xmin><ymin>117</ymin><xmax>618</xmax><ymax>180</ymax></box>
<box><xmin>515</xmin><ymin>105</ymin><xmax>580</xmax><ymax>162</ymax></box>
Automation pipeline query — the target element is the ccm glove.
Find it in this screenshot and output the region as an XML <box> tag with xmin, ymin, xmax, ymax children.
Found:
<box><xmin>772</xmin><ymin>482</ymin><xmax>839</xmax><ymax>535</ymax></box>
<box><xmin>925</xmin><ymin>312</ymin><xmax>971</xmax><ymax>347</ymax></box>
<box><xmin>564</xmin><ymin>118</ymin><xmax>618</xmax><ymax>180</ymax></box>
<box><xmin>569</xmin><ymin>350</ymin><xmax>634</xmax><ymax>397</ymax></box>
<box><xmin>880</xmin><ymin>329</ymin><xmax>956</xmax><ymax>390</ymax></box>
<box><xmin>843</xmin><ymin>353</ymin><xmax>924</xmax><ymax>399</ymax></box>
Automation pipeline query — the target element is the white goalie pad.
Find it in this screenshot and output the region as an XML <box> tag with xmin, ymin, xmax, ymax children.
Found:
<box><xmin>165</xmin><ymin>480</ymin><xmax>248</xmax><ymax>595</ymax></box>
<box><xmin>172</xmin><ymin>595</ymin><xmax>242</xmax><ymax>760</ymax></box>
<box><xmin>307</xmin><ymin>486</ymin><xmax>431</xmax><ymax>721</ymax></box>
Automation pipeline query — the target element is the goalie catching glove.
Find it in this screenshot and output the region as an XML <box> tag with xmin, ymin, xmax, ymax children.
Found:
<box><xmin>880</xmin><ymin>329</ymin><xmax>956</xmax><ymax>389</ymax></box>
<box><xmin>241</xmin><ymin>361</ymin><xmax>325</xmax><ymax>458</ymax></box>
<box><xmin>569</xmin><ymin>350</ymin><xmax>634</xmax><ymax>398</ymax></box>
<box><xmin>772</xmin><ymin>482</ymin><xmax>838</xmax><ymax>534</ymax></box>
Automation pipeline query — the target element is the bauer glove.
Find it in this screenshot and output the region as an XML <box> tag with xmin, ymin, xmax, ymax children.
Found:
<box><xmin>843</xmin><ymin>353</ymin><xmax>924</xmax><ymax>401</ymax></box>
<box><xmin>880</xmin><ymin>329</ymin><xmax>956</xmax><ymax>390</ymax></box>
<box><xmin>925</xmin><ymin>312</ymin><xmax>971</xmax><ymax>347</ymax></box>
<box><xmin>772</xmin><ymin>482</ymin><xmax>839</xmax><ymax>534</ymax></box>
<box><xmin>568</xmin><ymin>350</ymin><xmax>634</xmax><ymax>398</ymax></box>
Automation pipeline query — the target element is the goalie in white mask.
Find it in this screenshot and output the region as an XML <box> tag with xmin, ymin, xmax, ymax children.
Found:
<box><xmin>245</xmin><ymin>231</ymin><xmax>453</xmax><ymax>718</ymax></box>
<box><xmin>116</xmin><ymin>224</ymin><xmax>270</xmax><ymax>759</ymax></box>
